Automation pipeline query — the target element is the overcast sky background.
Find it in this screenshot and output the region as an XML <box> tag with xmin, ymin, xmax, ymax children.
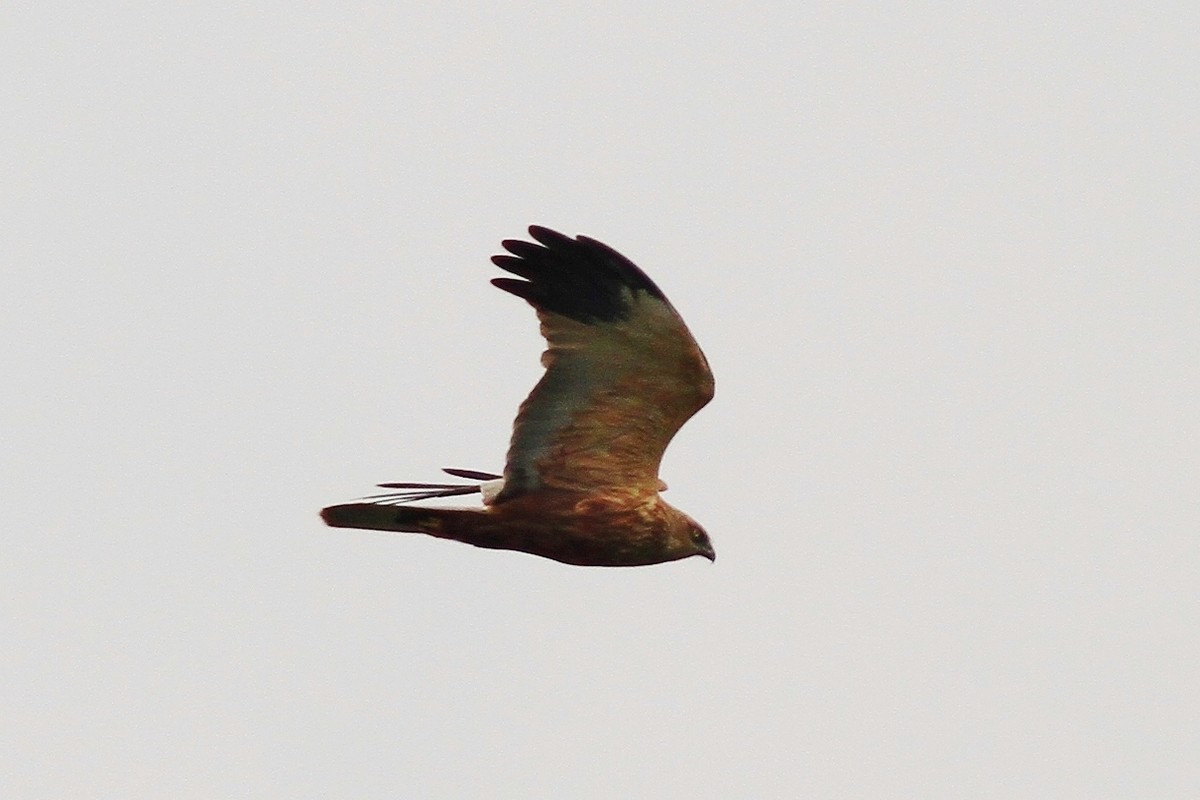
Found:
<box><xmin>3</xmin><ymin>3</ymin><xmax>1197</xmax><ymax>797</ymax></box>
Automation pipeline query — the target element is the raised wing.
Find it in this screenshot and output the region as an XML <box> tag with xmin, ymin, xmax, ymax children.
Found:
<box><xmin>490</xmin><ymin>226</ymin><xmax>713</xmax><ymax>500</ymax></box>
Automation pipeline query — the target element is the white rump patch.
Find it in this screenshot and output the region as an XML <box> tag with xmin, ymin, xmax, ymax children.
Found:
<box><xmin>480</xmin><ymin>478</ymin><xmax>505</xmax><ymax>505</ymax></box>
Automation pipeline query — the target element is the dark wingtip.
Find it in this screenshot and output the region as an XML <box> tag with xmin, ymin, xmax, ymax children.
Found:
<box><xmin>525</xmin><ymin>225</ymin><xmax>575</xmax><ymax>250</ymax></box>
<box><xmin>442</xmin><ymin>467</ymin><xmax>503</xmax><ymax>480</ymax></box>
<box><xmin>490</xmin><ymin>226</ymin><xmax>667</xmax><ymax>323</ymax></box>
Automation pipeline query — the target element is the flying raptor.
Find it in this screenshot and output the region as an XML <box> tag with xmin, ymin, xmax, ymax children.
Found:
<box><xmin>321</xmin><ymin>226</ymin><xmax>715</xmax><ymax>566</ymax></box>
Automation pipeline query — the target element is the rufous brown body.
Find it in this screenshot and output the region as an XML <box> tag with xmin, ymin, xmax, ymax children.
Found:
<box><xmin>321</xmin><ymin>226</ymin><xmax>715</xmax><ymax>567</ymax></box>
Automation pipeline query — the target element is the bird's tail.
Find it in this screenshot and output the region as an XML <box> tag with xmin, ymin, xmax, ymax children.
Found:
<box><xmin>321</xmin><ymin>501</ymin><xmax>513</xmax><ymax>555</ymax></box>
<box><xmin>321</xmin><ymin>503</ymin><xmax>447</xmax><ymax>534</ymax></box>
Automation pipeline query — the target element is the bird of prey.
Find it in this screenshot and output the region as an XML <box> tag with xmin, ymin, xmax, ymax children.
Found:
<box><xmin>321</xmin><ymin>226</ymin><xmax>715</xmax><ymax>567</ymax></box>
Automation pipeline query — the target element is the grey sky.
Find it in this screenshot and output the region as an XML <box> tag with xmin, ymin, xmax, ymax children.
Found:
<box><xmin>3</xmin><ymin>3</ymin><xmax>1197</xmax><ymax>797</ymax></box>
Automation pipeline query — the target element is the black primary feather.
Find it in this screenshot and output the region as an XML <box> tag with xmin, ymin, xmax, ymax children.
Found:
<box><xmin>490</xmin><ymin>226</ymin><xmax>667</xmax><ymax>324</ymax></box>
<box><xmin>368</xmin><ymin>468</ymin><xmax>501</xmax><ymax>504</ymax></box>
<box><xmin>441</xmin><ymin>467</ymin><xmax>502</xmax><ymax>480</ymax></box>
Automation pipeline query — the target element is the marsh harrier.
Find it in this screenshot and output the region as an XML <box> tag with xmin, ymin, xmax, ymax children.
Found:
<box><xmin>321</xmin><ymin>226</ymin><xmax>714</xmax><ymax>566</ymax></box>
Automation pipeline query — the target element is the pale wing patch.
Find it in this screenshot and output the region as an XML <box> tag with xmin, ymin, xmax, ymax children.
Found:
<box><xmin>501</xmin><ymin>289</ymin><xmax>634</xmax><ymax>494</ymax></box>
<box><xmin>501</xmin><ymin>288</ymin><xmax>712</xmax><ymax>498</ymax></box>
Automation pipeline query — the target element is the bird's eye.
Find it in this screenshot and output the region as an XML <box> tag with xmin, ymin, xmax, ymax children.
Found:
<box><xmin>690</xmin><ymin>529</ymin><xmax>706</xmax><ymax>544</ymax></box>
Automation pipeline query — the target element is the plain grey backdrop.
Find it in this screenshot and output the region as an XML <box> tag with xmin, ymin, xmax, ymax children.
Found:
<box><xmin>3</xmin><ymin>3</ymin><xmax>1196</xmax><ymax>797</ymax></box>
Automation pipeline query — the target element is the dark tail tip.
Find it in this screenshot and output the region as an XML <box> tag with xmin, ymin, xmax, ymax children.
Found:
<box><xmin>320</xmin><ymin>502</ymin><xmax>434</xmax><ymax>533</ymax></box>
<box><xmin>320</xmin><ymin>504</ymin><xmax>351</xmax><ymax>527</ymax></box>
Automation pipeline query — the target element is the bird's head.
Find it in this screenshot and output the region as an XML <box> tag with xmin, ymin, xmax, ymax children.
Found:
<box><xmin>687</xmin><ymin>521</ymin><xmax>716</xmax><ymax>562</ymax></box>
<box><xmin>664</xmin><ymin>505</ymin><xmax>715</xmax><ymax>563</ymax></box>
